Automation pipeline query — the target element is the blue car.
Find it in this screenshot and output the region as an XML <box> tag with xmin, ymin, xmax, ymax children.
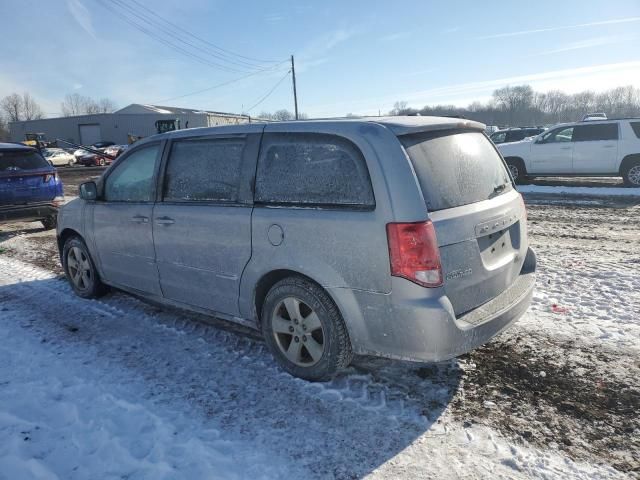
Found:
<box><xmin>0</xmin><ymin>143</ymin><xmax>64</xmax><ymax>230</ymax></box>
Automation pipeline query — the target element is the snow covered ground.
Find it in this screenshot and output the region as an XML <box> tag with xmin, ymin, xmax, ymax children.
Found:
<box><xmin>0</xmin><ymin>193</ymin><xmax>638</xmax><ymax>479</ymax></box>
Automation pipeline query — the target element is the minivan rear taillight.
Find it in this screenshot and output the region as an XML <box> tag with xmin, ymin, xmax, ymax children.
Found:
<box><xmin>386</xmin><ymin>221</ymin><xmax>443</xmax><ymax>288</ymax></box>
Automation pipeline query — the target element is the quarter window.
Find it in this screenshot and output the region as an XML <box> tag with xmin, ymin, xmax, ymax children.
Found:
<box><xmin>573</xmin><ymin>123</ymin><xmax>618</xmax><ymax>142</ymax></box>
<box><xmin>629</xmin><ymin>122</ymin><xmax>640</xmax><ymax>139</ymax></box>
<box><xmin>163</xmin><ymin>138</ymin><xmax>245</xmax><ymax>202</ymax></box>
<box><xmin>255</xmin><ymin>133</ymin><xmax>374</xmax><ymax>207</ymax></box>
<box><xmin>104</xmin><ymin>144</ymin><xmax>159</xmax><ymax>202</ymax></box>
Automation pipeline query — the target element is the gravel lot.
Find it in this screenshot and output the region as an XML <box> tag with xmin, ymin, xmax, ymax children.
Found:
<box><xmin>1</xmin><ymin>170</ymin><xmax>638</xmax><ymax>478</ymax></box>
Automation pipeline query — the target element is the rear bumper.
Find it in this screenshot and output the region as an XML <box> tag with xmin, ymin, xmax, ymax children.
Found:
<box><xmin>330</xmin><ymin>247</ymin><xmax>536</xmax><ymax>362</ymax></box>
<box><xmin>0</xmin><ymin>203</ymin><xmax>58</xmax><ymax>223</ymax></box>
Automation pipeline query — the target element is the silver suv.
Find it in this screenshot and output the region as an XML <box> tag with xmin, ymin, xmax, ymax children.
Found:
<box><xmin>57</xmin><ymin>117</ymin><xmax>536</xmax><ymax>381</ymax></box>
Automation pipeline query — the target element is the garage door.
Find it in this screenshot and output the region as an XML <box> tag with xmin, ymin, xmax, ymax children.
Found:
<box><xmin>79</xmin><ymin>124</ymin><xmax>102</xmax><ymax>145</ymax></box>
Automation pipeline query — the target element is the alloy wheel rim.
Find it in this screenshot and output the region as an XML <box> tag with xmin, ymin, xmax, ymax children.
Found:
<box><xmin>271</xmin><ymin>296</ymin><xmax>325</xmax><ymax>367</ymax></box>
<box><xmin>628</xmin><ymin>165</ymin><xmax>640</xmax><ymax>186</ymax></box>
<box><xmin>67</xmin><ymin>246</ymin><xmax>92</xmax><ymax>290</ymax></box>
<box><xmin>508</xmin><ymin>164</ymin><xmax>519</xmax><ymax>179</ymax></box>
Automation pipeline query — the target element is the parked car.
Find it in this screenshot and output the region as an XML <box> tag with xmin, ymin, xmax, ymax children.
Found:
<box><xmin>57</xmin><ymin>117</ymin><xmax>536</xmax><ymax>381</ymax></box>
<box><xmin>498</xmin><ymin>118</ymin><xmax>640</xmax><ymax>186</ymax></box>
<box><xmin>74</xmin><ymin>142</ymin><xmax>116</xmax><ymax>159</ymax></box>
<box><xmin>43</xmin><ymin>148</ymin><xmax>77</xmax><ymax>167</ymax></box>
<box><xmin>76</xmin><ymin>152</ymin><xmax>112</xmax><ymax>167</ymax></box>
<box><xmin>92</xmin><ymin>141</ymin><xmax>116</xmax><ymax>150</ymax></box>
<box><xmin>103</xmin><ymin>144</ymin><xmax>128</xmax><ymax>158</ymax></box>
<box><xmin>0</xmin><ymin>142</ymin><xmax>64</xmax><ymax>229</ymax></box>
<box><xmin>490</xmin><ymin>127</ymin><xmax>546</xmax><ymax>145</ymax></box>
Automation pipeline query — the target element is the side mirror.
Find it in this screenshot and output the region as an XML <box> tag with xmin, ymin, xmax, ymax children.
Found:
<box><xmin>79</xmin><ymin>181</ymin><xmax>98</xmax><ymax>201</ymax></box>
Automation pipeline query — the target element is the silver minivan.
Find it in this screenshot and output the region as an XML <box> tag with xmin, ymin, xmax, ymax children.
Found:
<box><xmin>57</xmin><ymin>117</ymin><xmax>536</xmax><ymax>381</ymax></box>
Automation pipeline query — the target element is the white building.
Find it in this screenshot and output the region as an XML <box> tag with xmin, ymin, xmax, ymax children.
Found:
<box><xmin>9</xmin><ymin>104</ymin><xmax>251</xmax><ymax>145</ymax></box>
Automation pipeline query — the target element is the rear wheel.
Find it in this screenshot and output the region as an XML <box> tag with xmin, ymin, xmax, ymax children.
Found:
<box><xmin>261</xmin><ymin>276</ymin><xmax>352</xmax><ymax>381</ymax></box>
<box><xmin>622</xmin><ymin>161</ymin><xmax>640</xmax><ymax>187</ymax></box>
<box><xmin>41</xmin><ymin>216</ymin><xmax>57</xmax><ymax>230</ymax></box>
<box><xmin>98</xmin><ymin>157</ymin><xmax>106</xmax><ymax>166</ymax></box>
<box><xmin>63</xmin><ymin>236</ymin><xmax>107</xmax><ymax>298</ymax></box>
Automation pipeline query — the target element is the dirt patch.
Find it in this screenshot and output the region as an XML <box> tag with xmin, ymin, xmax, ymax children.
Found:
<box><xmin>454</xmin><ymin>335</ymin><xmax>640</xmax><ymax>473</ymax></box>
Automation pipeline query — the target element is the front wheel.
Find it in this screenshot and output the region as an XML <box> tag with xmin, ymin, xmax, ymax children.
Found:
<box><xmin>261</xmin><ymin>277</ymin><xmax>353</xmax><ymax>381</ymax></box>
<box><xmin>622</xmin><ymin>161</ymin><xmax>640</xmax><ymax>187</ymax></box>
<box><xmin>62</xmin><ymin>237</ymin><xmax>108</xmax><ymax>298</ymax></box>
<box><xmin>98</xmin><ymin>157</ymin><xmax>106</xmax><ymax>166</ymax></box>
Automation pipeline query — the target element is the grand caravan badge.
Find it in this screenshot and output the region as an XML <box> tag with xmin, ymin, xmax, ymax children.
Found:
<box><xmin>445</xmin><ymin>268</ymin><xmax>473</xmax><ymax>281</ymax></box>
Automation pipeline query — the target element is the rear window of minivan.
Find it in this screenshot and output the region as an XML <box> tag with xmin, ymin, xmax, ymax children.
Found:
<box><xmin>400</xmin><ymin>130</ymin><xmax>512</xmax><ymax>212</ymax></box>
<box><xmin>0</xmin><ymin>150</ymin><xmax>49</xmax><ymax>172</ymax></box>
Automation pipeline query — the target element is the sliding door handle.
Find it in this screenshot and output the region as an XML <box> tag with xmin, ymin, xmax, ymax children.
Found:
<box><xmin>155</xmin><ymin>217</ymin><xmax>175</xmax><ymax>226</ymax></box>
<box><xmin>130</xmin><ymin>215</ymin><xmax>149</xmax><ymax>224</ymax></box>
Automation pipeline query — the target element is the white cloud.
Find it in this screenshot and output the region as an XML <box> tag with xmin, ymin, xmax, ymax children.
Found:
<box><xmin>532</xmin><ymin>34</ymin><xmax>635</xmax><ymax>56</ymax></box>
<box><xmin>379</xmin><ymin>31</ymin><xmax>411</xmax><ymax>42</ymax></box>
<box><xmin>73</xmin><ymin>83</ymin><xmax>83</xmax><ymax>90</ymax></box>
<box><xmin>296</xmin><ymin>28</ymin><xmax>358</xmax><ymax>72</ymax></box>
<box><xmin>67</xmin><ymin>0</ymin><xmax>96</xmax><ymax>39</ymax></box>
<box><xmin>478</xmin><ymin>17</ymin><xmax>640</xmax><ymax>40</ymax></box>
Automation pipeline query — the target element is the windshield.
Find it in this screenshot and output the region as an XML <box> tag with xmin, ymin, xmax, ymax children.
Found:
<box><xmin>0</xmin><ymin>150</ymin><xmax>50</xmax><ymax>171</ymax></box>
<box><xmin>400</xmin><ymin>130</ymin><xmax>512</xmax><ymax>212</ymax></box>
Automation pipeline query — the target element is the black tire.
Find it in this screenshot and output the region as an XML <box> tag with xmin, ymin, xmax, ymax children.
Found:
<box><xmin>505</xmin><ymin>158</ymin><xmax>528</xmax><ymax>185</ymax></box>
<box><xmin>62</xmin><ymin>236</ymin><xmax>108</xmax><ymax>299</ymax></box>
<box><xmin>41</xmin><ymin>216</ymin><xmax>57</xmax><ymax>230</ymax></box>
<box><xmin>622</xmin><ymin>160</ymin><xmax>640</xmax><ymax>187</ymax></box>
<box><xmin>261</xmin><ymin>276</ymin><xmax>353</xmax><ymax>381</ymax></box>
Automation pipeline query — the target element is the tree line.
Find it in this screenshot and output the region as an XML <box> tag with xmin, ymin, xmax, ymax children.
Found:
<box><xmin>389</xmin><ymin>84</ymin><xmax>640</xmax><ymax>127</ymax></box>
<box><xmin>0</xmin><ymin>92</ymin><xmax>118</xmax><ymax>141</ymax></box>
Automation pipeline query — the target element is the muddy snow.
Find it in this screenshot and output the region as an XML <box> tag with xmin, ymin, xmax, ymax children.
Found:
<box><xmin>0</xmin><ymin>189</ymin><xmax>638</xmax><ymax>479</ymax></box>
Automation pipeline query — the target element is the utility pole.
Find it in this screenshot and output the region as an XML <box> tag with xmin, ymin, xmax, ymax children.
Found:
<box><xmin>291</xmin><ymin>55</ymin><xmax>299</xmax><ymax>120</ymax></box>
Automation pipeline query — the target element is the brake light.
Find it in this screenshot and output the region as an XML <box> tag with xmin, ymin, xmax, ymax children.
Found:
<box><xmin>43</xmin><ymin>173</ymin><xmax>56</xmax><ymax>183</ymax></box>
<box><xmin>386</xmin><ymin>221</ymin><xmax>443</xmax><ymax>287</ymax></box>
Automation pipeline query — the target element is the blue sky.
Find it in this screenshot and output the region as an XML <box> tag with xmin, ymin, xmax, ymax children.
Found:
<box><xmin>1</xmin><ymin>0</ymin><xmax>639</xmax><ymax>117</ymax></box>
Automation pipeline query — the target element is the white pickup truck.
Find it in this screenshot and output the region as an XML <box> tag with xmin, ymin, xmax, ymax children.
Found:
<box><xmin>497</xmin><ymin>118</ymin><xmax>640</xmax><ymax>186</ymax></box>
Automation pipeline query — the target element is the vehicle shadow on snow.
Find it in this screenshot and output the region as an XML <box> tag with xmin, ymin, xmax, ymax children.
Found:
<box><xmin>1</xmin><ymin>278</ymin><xmax>463</xmax><ymax>479</ymax></box>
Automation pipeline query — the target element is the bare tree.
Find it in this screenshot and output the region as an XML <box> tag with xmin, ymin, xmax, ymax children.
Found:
<box><xmin>97</xmin><ymin>98</ymin><xmax>117</xmax><ymax>113</ymax></box>
<box><xmin>21</xmin><ymin>93</ymin><xmax>44</xmax><ymax>120</ymax></box>
<box><xmin>1</xmin><ymin>93</ymin><xmax>23</xmax><ymax>122</ymax></box>
<box><xmin>61</xmin><ymin>93</ymin><xmax>117</xmax><ymax>116</ymax></box>
<box><xmin>61</xmin><ymin>93</ymin><xmax>88</xmax><ymax>116</ymax></box>
<box><xmin>0</xmin><ymin>92</ymin><xmax>44</xmax><ymax>122</ymax></box>
<box><xmin>258</xmin><ymin>109</ymin><xmax>307</xmax><ymax>120</ymax></box>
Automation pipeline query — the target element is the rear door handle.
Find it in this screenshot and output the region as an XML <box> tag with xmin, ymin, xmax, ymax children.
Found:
<box><xmin>155</xmin><ymin>216</ymin><xmax>175</xmax><ymax>226</ymax></box>
<box><xmin>602</xmin><ymin>144</ymin><xmax>615</xmax><ymax>148</ymax></box>
<box><xmin>130</xmin><ymin>215</ymin><xmax>149</xmax><ymax>224</ymax></box>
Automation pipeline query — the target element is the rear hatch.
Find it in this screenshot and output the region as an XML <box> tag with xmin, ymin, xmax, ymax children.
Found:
<box><xmin>0</xmin><ymin>149</ymin><xmax>58</xmax><ymax>206</ymax></box>
<box><xmin>400</xmin><ymin>129</ymin><xmax>527</xmax><ymax>316</ymax></box>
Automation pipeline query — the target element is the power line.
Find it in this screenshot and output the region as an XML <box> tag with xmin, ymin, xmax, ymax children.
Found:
<box><xmin>245</xmin><ymin>70</ymin><xmax>291</xmax><ymax>113</ymax></box>
<box><xmin>150</xmin><ymin>62</ymin><xmax>289</xmax><ymax>104</ymax></box>
<box><xmin>96</xmin><ymin>0</ymin><xmax>256</xmax><ymax>74</ymax></box>
<box><xmin>107</xmin><ymin>0</ymin><xmax>273</xmax><ymax>71</ymax></box>
<box><xmin>126</xmin><ymin>0</ymin><xmax>280</xmax><ymax>65</ymax></box>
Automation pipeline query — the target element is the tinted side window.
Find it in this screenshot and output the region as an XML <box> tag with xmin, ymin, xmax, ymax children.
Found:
<box><xmin>541</xmin><ymin>127</ymin><xmax>574</xmax><ymax>143</ymax></box>
<box><xmin>255</xmin><ymin>133</ymin><xmax>374</xmax><ymax>207</ymax></box>
<box><xmin>104</xmin><ymin>144</ymin><xmax>159</xmax><ymax>202</ymax></box>
<box><xmin>507</xmin><ymin>131</ymin><xmax>526</xmax><ymax>142</ymax></box>
<box><xmin>629</xmin><ymin>122</ymin><xmax>640</xmax><ymax>139</ymax></box>
<box><xmin>573</xmin><ymin>123</ymin><xmax>618</xmax><ymax>142</ymax></box>
<box><xmin>0</xmin><ymin>150</ymin><xmax>49</xmax><ymax>171</ymax></box>
<box><xmin>491</xmin><ymin>132</ymin><xmax>506</xmax><ymax>144</ymax></box>
<box><xmin>163</xmin><ymin>138</ymin><xmax>245</xmax><ymax>202</ymax></box>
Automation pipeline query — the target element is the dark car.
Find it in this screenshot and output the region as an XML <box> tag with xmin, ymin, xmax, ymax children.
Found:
<box><xmin>0</xmin><ymin>143</ymin><xmax>64</xmax><ymax>229</ymax></box>
<box><xmin>76</xmin><ymin>152</ymin><xmax>113</xmax><ymax>167</ymax></box>
<box><xmin>490</xmin><ymin>127</ymin><xmax>545</xmax><ymax>144</ymax></box>
<box><xmin>92</xmin><ymin>141</ymin><xmax>115</xmax><ymax>150</ymax></box>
